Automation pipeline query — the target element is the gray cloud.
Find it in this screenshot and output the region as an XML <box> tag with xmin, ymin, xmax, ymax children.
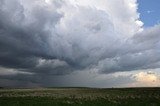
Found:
<box><xmin>0</xmin><ymin>0</ymin><xmax>67</xmax><ymax>73</ymax></box>
<box><xmin>96</xmin><ymin>25</ymin><xmax>160</xmax><ymax>73</ymax></box>
<box><xmin>0</xmin><ymin>0</ymin><xmax>160</xmax><ymax>87</ymax></box>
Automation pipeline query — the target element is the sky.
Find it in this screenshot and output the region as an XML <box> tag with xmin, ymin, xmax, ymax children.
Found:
<box><xmin>138</xmin><ymin>0</ymin><xmax>160</xmax><ymax>27</ymax></box>
<box><xmin>0</xmin><ymin>0</ymin><xmax>160</xmax><ymax>88</ymax></box>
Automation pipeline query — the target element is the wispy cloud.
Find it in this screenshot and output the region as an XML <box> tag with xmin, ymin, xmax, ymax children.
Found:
<box><xmin>146</xmin><ymin>10</ymin><xmax>154</xmax><ymax>14</ymax></box>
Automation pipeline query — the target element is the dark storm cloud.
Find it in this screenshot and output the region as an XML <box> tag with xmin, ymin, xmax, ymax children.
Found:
<box><xmin>0</xmin><ymin>0</ymin><xmax>73</xmax><ymax>75</ymax></box>
<box><xmin>0</xmin><ymin>0</ymin><xmax>116</xmax><ymax>75</ymax></box>
<box><xmin>0</xmin><ymin>0</ymin><xmax>160</xmax><ymax>87</ymax></box>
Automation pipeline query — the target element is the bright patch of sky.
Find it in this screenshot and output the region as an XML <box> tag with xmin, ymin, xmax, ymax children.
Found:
<box><xmin>138</xmin><ymin>0</ymin><xmax>160</xmax><ymax>27</ymax></box>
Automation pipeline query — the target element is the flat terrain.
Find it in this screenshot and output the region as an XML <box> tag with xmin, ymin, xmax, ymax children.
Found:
<box><xmin>0</xmin><ymin>87</ymin><xmax>160</xmax><ymax>106</ymax></box>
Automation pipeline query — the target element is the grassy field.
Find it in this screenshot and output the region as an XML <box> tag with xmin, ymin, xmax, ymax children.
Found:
<box><xmin>0</xmin><ymin>87</ymin><xmax>160</xmax><ymax>106</ymax></box>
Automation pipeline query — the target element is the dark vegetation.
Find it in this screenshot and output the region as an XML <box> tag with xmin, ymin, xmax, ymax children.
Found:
<box><xmin>0</xmin><ymin>87</ymin><xmax>160</xmax><ymax>106</ymax></box>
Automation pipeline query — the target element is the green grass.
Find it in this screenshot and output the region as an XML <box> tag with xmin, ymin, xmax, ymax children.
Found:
<box><xmin>0</xmin><ymin>87</ymin><xmax>160</xmax><ymax>106</ymax></box>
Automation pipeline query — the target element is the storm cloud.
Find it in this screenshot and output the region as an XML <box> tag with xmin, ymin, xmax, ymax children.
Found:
<box><xmin>0</xmin><ymin>0</ymin><xmax>160</xmax><ymax>87</ymax></box>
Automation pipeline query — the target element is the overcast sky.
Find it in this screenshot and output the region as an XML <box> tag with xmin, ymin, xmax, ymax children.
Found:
<box><xmin>0</xmin><ymin>0</ymin><xmax>160</xmax><ymax>88</ymax></box>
